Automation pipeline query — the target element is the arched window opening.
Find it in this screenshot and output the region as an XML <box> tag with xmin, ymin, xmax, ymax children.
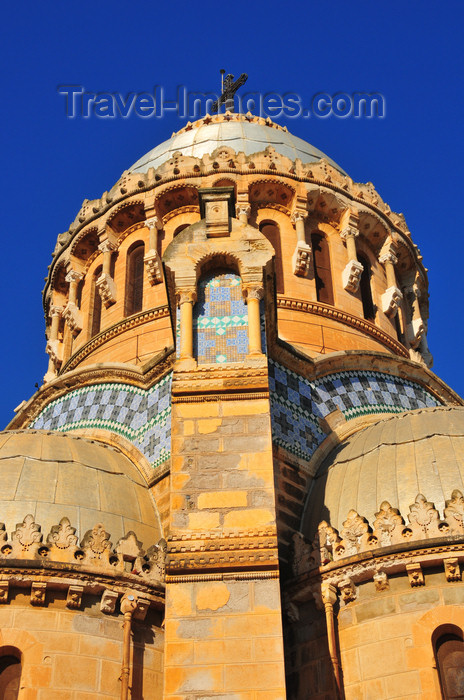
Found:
<box><xmin>434</xmin><ymin>628</ymin><xmax>464</xmax><ymax>699</ymax></box>
<box><xmin>358</xmin><ymin>253</ymin><xmax>376</xmax><ymax>321</ymax></box>
<box><xmin>193</xmin><ymin>268</ymin><xmax>248</xmax><ymax>364</ymax></box>
<box><xmin>173</xmin><ymin>224</ymin><xmax>190</xmax><ymax>238</ymax></box>
<box><xmin>311</xmin><ymin>232</ymin><xmax>334</xmax><ymax>305</ymax></box>
<box><xmin>91</xmin><ymin>265</ymin><xmax>103</xmax><ymax>338</ymax></box>
<box><xmin>0</xmin><ymin>648</ymin><xmax>21</xmax><ymax>700</ymax></box>
<box><xmin>125</xmin><ymin>243</ymin><xmax>145</xmax><ymax>317</ymax></box>
<box><xmin>260</xmin><ymin>221</ymin><xmax>284</xmax><ymax>294</ymax></box>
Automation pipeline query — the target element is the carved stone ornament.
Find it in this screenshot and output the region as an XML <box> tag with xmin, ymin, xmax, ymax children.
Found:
<box><xmin>133</xmin><ymin>597</ymin><xmax>150</xmax><ymax>621</ymax></box>
<box><xmin>137</xmin><ymin>539</ymin><xmax>167</xmax><ymax>582</ymax></box>
<box><xmin>47</xmin><ymin>517</ymin><xmax>78</xmax><ymax>550</ymax></box>
<box><xmin>205</xmin><ymin>197</ymin><xmax>230</xmax><ymax>237</ymax></box>
<box><xmin>338</xmin><ymin>578</ymin><xmax>357</xmax><ymax>603</ymax></box>
<box><xmin>144</xmin><ymin>250</ymin><xmax>163</xmax><ymax>285</ymax></box>
<box><xmin>444</xmin><ymin>490</ymin><xmax>464</xmax><ymax>534</ymax></box>
<box><xmin>292</xmin><ymin>242</ymin><xmax>312</xmax><ymax>277</ymax></box>
<box><xmin>373</xmin><ymin>501</ymin><xmax>404</xmax><ymax>547</ymax></box>
<box><xmin>339</xmin><ymin>225</ymin><xmax>359</xmax><ymax>241</ymax></box>
<box><xmin>406</xmin><ymin>317</ymin><xmax>425</xmax><ymax>349</ymax></box>
<box><xmin>444</xmin><ymin>558</ymin><xmax>461</xmax><ymax>583</ymax></box>
<box><xmin>342</xmin><ymin>259</ymin><xmax>364</xmax><ymax>293</ymax></box>
<box><xmin>31</xmin><ymin>582</ymin><xmax>47</xmax><ymax>606</ymax></box>
<box><xmin>235</xmin><ymin>203</ymin><xmax>251</xmax><ymax>219</ymax></box>
<box><xmin>379</xmin><ymin>250</ymin><xmax>398</xmax><ymax>266</ymax></box>
<box><xmin>145</xmin><ymin>215</ymin><xmax>161</xmax><ymax>231</ymax></box>
<box><xmin>100</xmin><ymin>589</ymin><xmax>118</xmax><ymax>614</ymax></box>
<box><xmin>381</xmin><ymin>286</ymin><xmax>403</xmax><ymax>318</ymax></box>
<box><xmin>243</xmin><ymin>284</ymin><xmax>264</xmax><ymax>302</ymax></box>
<box><xmin>12</xmin><ymin>515</ymin><xmax>42</xmax><ymax>556</ymax></box>
<box><xmin>62</xmin><ymin>302</ymin><xmax>83</xmax><ymax>334</ymax></box>
<box><xmin>81</xmin><ymin>523</ymin><xmax>112</xmax><ymax>565</ymax></box>
<box><xmin>373</xmin><ymin>570</ymin><xmax>389</xmax><ymax>592</ymax></box>
<box><xmin>408</xmin><ymin>494</ymin><xmax>441</xmax><ymax>538</ymax></box>
<box><xmin>0</xmin><ymin>581</ymin><xmax>9</xmax><ymax>604</ymax></box>
<box><xmin>339</xmin><ymin>510</ymin><xmax>370</xmax><ymax>557</ymax></box>
<box><xmin>176</xmin><ymin>289</ymin><xmax>197</xmax><ymax>306</ymax></box>
<box><xmin>406</xmin><ymin>563</ymin><xmax>425</xmax><ymax>587</ymax></box>
<box><xmin>66</xmin><ymin>585</ymin><xmax>84</xmax><ymax>609</ymax></box>
<box><xmin>45</xmin><ymin>339</ymin><xmax>63</xmax><ymax>365</ymax></box>
<box><xmin>96</xmin><ymin>272</ymin><xmax>117</xmax><ymax>307</ymax></box>
<box><xmin>115</xmin><ymin>531</ymin><xmax>144</xmax><ymax>563</ymax></box>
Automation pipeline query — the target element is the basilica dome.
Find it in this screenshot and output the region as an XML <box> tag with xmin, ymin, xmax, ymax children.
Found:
<box><xmin>129</xmin><ymin>115</ymin><xmax>346</xmax><ymax>174</ymax></box>
<box><xmin>302</xmin><ymin>405</ymin><xmax>464</xmax><ymax>538</ymax></box>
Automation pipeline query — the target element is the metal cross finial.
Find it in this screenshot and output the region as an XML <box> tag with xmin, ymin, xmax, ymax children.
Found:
<box><xmin>211</xmin><ymin>71</ymin><xmax>248</xmax><ymax>113</ymax></box>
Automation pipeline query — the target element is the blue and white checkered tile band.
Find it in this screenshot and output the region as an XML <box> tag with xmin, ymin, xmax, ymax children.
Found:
<box><xmin>29</xmin><ymin>373</ymin><xmax>172</xmax><ymax>469</ymax></box>
<box><xmin>268</xmin><ymin>359</ymin><xmax>441</xmax><ymax>462</ymax></box>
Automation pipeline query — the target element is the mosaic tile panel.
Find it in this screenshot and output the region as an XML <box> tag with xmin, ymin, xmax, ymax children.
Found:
<box><xmin>193</xmin><ymin>271</ymin><xmax>249</xmax><ymax>364</ymax></box>
<box><xmin>269</xmin><ymin>359</ymin><xmax>441</xmax><ymax>463</ymax></box>
<box><xmin>29</xmin><ymin>373</ymin><xmax>172</xmax><ymax>469</ymax></box>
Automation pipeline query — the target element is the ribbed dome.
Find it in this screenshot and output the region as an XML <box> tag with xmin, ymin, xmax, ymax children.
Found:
<box><xmin>0</xmin><ymin>431</ymin><xmax>161</xmax><ymax>548</ymax></box>
<box><xmin>302</xmin><ymin>406</ymin><xmax>464</xmax><ymax>538</ymax></box>
<box><xmin>130</xmin><ymin>114</ymin><xmax>346</xmax><ymax>174</ymax></box>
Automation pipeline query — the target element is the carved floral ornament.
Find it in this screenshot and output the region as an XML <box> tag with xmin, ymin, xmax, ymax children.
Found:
<box><xmin>292</xmin><ymin>490</ymin><xmax>464</xmax><ymax>577</ymax></box>
<box><xmin>0</xmin><ymin>514</ymin><xmax>166</xmax><ymax>584</ymax></box>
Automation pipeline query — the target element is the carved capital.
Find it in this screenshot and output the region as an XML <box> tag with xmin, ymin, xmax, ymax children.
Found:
<box><xmin>406</xmin><ymin>563</ymin><xmax>424</xmax><ymax>587</ymax></box>
<box><xmin>320</xmin><ymin>582</ymin><xmax>338</xmax><ymax>607</ymax></box>
<box><xmin>235</xmin><ymin>203</ymin><xmax>251</xmax><ymax>219</ymax></box>
<box><xmin>98</xmin><ymin>239</ymin><xmax>118</xmax><ymax>254</ymax></box>
<box><xmin>96</xmin><ymin>272</ymin><xmax>117</xmax><ymax>307</ymax></box>
<box><xmin>340</xmin><ymin>225</ymin><xmax>359</xmax><ymax>241</ymax></box>
<box><xmin>144</xmin><ymin>251</ymin><xmax>163</xmax><ymax>285</ymax></box>
<box><xmin>145</xmin><ymin>215</ymin><xmax>162</xmax><ymax>230</ymax></box>
<box><xmin>379</xmin><ymin>251</ymin><xmax>398</xmax><ymax>266</ymax></box>
<box><xmin>342</xmin><ymin>259</ymin><xmax>364</xmax><ymax>293</ymax></box>
<box><xmin>177</xmin><ymin>288</ymin><xmax>197</xmax><ymax>306</ymax></box>
<box><xmin>243</xmin><ymin>284</ymin><xmax>264</xmax><ymax>302</ymax></box>
<box><xmin>381</xmin><ymin>286</ymin><xmax>403</xmax><ymax>318</ymax></box>
<box><xmin>65</xmin><ymin>270</ymin><xmax>84</xmax><ymax>285</ymax></box>
<box><xmin>49</xmin><ymin>305</ymin><xmax>63</xmax><ymax>319</ymax></box>
<box><xmin>291</xmin><ymin>210</ymin><xmax>308</xmax><ymax>225</ymax></box>
<box><xmin>292</xmin><ymin>242</ymin><xmax>312</xmax><ymax>277</ymax></box>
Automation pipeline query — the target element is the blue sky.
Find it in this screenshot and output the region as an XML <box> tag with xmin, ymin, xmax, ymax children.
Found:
<box><xmin>1</xmin><ymin>1</ymin><xmax>463</xmax><ymax>427</ymax></box>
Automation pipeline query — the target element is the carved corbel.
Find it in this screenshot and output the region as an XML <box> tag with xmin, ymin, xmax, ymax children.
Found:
<box><xmin>373</xmin><ymin>570</ymin><xmax>389</xmax><ymax>592</ymax></box>
<box><xmin>144</xmin><ymin>216</ymin><xmax>163</xmax><ymax>285</ymax></box>
<box><xmin>444</xmin><ymin>557</ymin><xmax>461</xmax><ymax>582</ymax></box>
<box><xmin>66</xmin><ymin>585</ymin><xmax>84</xmax><ymax>609</ymax></box>
<box><xmin>45</xmin><ymin>305</ymin><xmax>64</xmax><ymax>375</ymax></box>
<box><xmin>291</xmin><ymin>211</ymin><xmax>312</xmax><ymax>277</ymax></box>
<box><xmin>97</xmin><ymin>239</ymin><xmax>118</xmax><ymax>307</ymax></box>
<box><xmin>342</xmin><ymin>259</ymin><xmax>364</xmax><ymax>293</ymax></box>
<box><xmin>63</xmin><ymin>270</ymin><xmax>84</xmax><ymax>334</ymax></box>
<box><xmin>100</xmin><ymin>589</ymin><xmax>118</xmax><ymax>614</ymax></box>
<box><xmin>338</xmin><ymin>577</ymin><xmax>357</xmax><ymax>603</ymax></box>
<box><xmin>406</xmin><ymin>563</ymin><xmax>425</xmax><ymax>587</ymax></box>
<box><xmin>381</xmin><ymin>285</ymin><xmax>403</xmax><ymax>318</ymax></box>
<box><xmin>405</xmin><ymin>284</ymin><xmax>425</xmax><ymax>348</ymax></box>
<box><xmin>133</xmin><ymin>597</ymin><xmax>150</xmax><ymax>621</ymax></box>
<box><xmin>31</xmin><ymin>582</ymin><xmax>47</xmax><ymax>606</ymax></box>
<box><xmin>0</xmin><ymin>581</ymin><xmax>9</xmax><ymax>604</ymax></box>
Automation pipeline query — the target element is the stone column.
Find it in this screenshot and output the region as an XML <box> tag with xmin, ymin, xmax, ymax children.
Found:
<box><xmin>291</xmin><ymin>210</ymin><xmax>312</xmax><ymax>276</ymax></box>
<box><xmin>62</xmin><ymin>270</ymin><xmax>84</xmax><ymax>334</ymax></box>
<box><xmin>44</xmin><ymin>305</ymin><xmax>63</xmax><ymax>382</ymax></box>
<box><xmin>244</xmin><ymin>284</ymin><xmax>264</xmax><ymax>356</ymax></box>
<box><xmin>321</xmin><ymin>582</ymin><xmax>344</xmax><ymax>699</ymax></box>
<box><xmin>379</xmin><ymin>250</ymin><xmax>403</xmax><ymax>317</ymax></box>
<box><xmin>177</xmin><ymin>289</ymin><xmax>197</xmax><ymax>360</ymax></box>
<box><xmin>144</xmin><ymin>215</ymin><xmax>163</xmax><ymax>285</ymax></box>
<box><xmin>340</xmin><ymin>224</ymin><xmax>363</xmax><ymax>293</ymax></box>
<box><xmin>235</xmin><ymin>203</ymin><xmax>251</xmax><ymax>225</ymax></box>
<box><xmin>97</xmin><ymin>239</ymin><xmax>117</xmax><ymax>306</ymax></box>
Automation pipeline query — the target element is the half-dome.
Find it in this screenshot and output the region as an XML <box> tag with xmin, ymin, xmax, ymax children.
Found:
<box><xmin>129</xmin><ymin>115</ymin><xmax>346</xmax><ymax>174</ymax></box>
<box><xmin>0</xmin><ymin>430</ymin><xmax>162</xmax><ymax>548</ymax></box>
<box><xmin>302</xmin><ymin>405</ymin><xmax>464</xmax><ymax>538</ymax></box>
